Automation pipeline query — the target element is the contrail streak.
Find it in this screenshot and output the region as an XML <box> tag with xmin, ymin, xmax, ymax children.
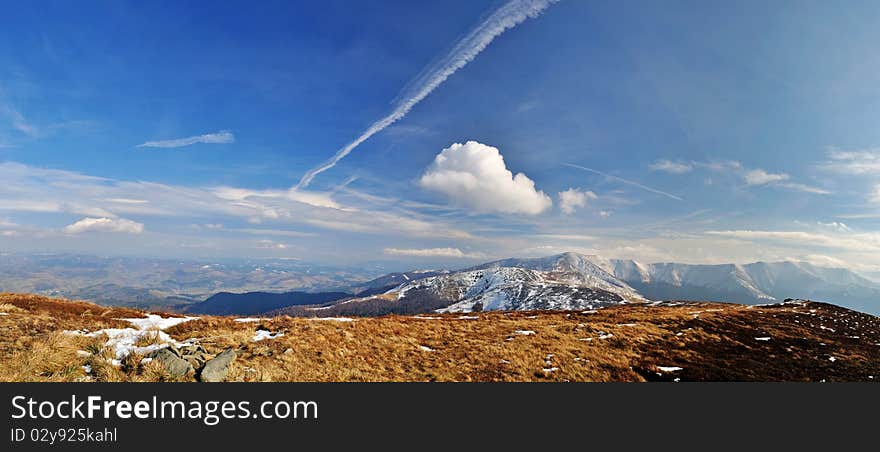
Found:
<box><xmin>294</xmin><ymin>0</ymin><xmax>560</xmax><ymax>190</ymax></box>
<box><xmin>564</xmin><ymin>163</ymin><xmax>684</xmax><ymax>201</ymax></box>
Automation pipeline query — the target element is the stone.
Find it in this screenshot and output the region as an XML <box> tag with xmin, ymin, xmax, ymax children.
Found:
<box><xmin>148</xmin><ymin>347</ymin><xmax>193</xmax><ymax>378</ymax></box>
<box><xmin>198</xmin><ymin>349</ymin><xmax>236</xmax><ymax>382</ymax></box>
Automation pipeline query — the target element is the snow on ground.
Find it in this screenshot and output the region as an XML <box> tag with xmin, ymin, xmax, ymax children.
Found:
<box><xmin>657</xmin><ymin>366</ymin><xmax>683</xmax><ymax>372</ymax></box>
<box><xmin>755</xmin><ymin>337</ymin><xmax>772</xmax><ymax>341</ymax></box>
<box><xmin>253</xmin><ymin>330</ymin><xmax>284</xmax><ymax>341</ymax></box>
<box><xmin>598</xmin><ymin>333</ymin><xmax>614</xmax><ymax>339</ymax></box>
<box><xmin>64</xmin><ymin>314</ymin><xmax>199</xmax><ymax>360</ymax></box>
<box><xmin>411</xmin><ymin>316</ymin><xmax>443</xmax><ymax>320</ymax></box>
<box><xmin>121</xmin><ymin>314</ymin><xmax>198</xmax><ymax>331</ymax></box>
<box><xmin>419</xmin><ymin>345</ymin><xmax>435</xmax><ymax>352</ymax></box>
<box><xmin>234</xmin><ymin>318</ymin><xmax>267</xmax><ymax>323</ymax></box>
<box><xmin>617</xmin><ymin>323</ymin><xmax>637</xmax><ymax>327</ymax></box>
<box><xmin>514</xmin><ymin>330</ymin><xmax>536</xmax><ymax>335</ymax></box>
<box><xmin>458</xmin><ymin>316</ymin><xmax>479</xmax><ymax>320</ymax></box>
<box><xmin>0</xmin><ymin>312</ymin><xmax>8</xmax><ymax>316</ymax></box>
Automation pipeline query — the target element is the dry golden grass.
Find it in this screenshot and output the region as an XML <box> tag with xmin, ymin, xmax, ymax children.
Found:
<box><xmin>1</xmin><ymin>293</ymin><xmax>879</xmax><ymax>382</ymax></box>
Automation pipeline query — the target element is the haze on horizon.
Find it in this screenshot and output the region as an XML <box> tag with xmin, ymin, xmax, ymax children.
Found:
<box><xmin>1</xmin><ymin>0</ymin><xmax>880</xmax><ymax>276</ymax></box>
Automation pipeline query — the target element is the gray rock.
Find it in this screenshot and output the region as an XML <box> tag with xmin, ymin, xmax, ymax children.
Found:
<box><xmin>148</xmin><ymin>348</ymin><xmax>193</xmax><ymax>378</ymax></box>
<box><xmin>198</xmin><ymin>349</ymin><xmax>236</xmax><ymax>382</ymax></box>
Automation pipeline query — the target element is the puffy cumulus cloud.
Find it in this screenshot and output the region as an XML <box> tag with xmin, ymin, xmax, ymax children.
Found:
<box><xmin>743</xmin><ymin>169</ymin><xmax>789</xmax><ymax>186</ymax></box>
<box><xmin>418</xmin><ymin>141</ymin><xmax>552</xmax><ymax>215</ymax></box>
<box><xmin>557</xmin><ymin>188</ymin><xmax>596</xmax><ymax>215</ymax></box>
<box><xmin>383</xmin><ymin>247</ymin><xmax>478</xmax><ymax>258</ymax></box>
<box><xmin>63</xmin><ymin>217</ymin><xmax>144</xmax><ymax>234</ymax></box>
<box><xmin>650</xmin><ymin>159</ymin><xmax>693</xmax><ymax>174</ymax></box>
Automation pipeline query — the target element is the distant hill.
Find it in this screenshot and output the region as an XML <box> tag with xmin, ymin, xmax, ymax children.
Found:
<box><xmin>183</xmin><ymin>291</ymin><xmax>351</xmax><ymax>316</ymax></box>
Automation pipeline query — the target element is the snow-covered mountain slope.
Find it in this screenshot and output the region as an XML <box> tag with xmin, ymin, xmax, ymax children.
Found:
<box><xmin>466</xmin><ymin>252</ymin><xmax>643</xmax><ymax>301</ymax></box>
<box><xmin>598</xmin><ymin>258</ymin><xmax>880</xmax><ymax>313</ymax></box>
<box><xmin>374</xmin><ymin>253</ymin><xmax>645</xmax><ymax>313</ymax></box>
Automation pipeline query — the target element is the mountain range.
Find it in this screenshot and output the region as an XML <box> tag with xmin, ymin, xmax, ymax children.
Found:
<box><xmin>5</xmin><ymin>252</ymin><xmax>878</xmax><ymax>316</ymax></box>
<box><xmin>260</xmin><ymin>252</ymin><xmax>880</xmax><ymax>317</ymax></box>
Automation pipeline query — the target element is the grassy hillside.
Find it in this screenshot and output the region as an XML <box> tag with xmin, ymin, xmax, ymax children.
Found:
<box><xmin>0</xmin><ymin>293</ymin><xmax>878</xmax><ymax>382</ymax></box>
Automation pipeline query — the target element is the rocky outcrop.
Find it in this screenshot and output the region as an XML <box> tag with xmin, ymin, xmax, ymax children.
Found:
<box><xmin>147</xmin><ymin>345</ymin><xmax>236</xmax><ymax>381</ymax></box>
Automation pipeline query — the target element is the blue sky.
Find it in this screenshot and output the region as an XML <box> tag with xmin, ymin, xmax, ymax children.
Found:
<box><xmin>1</xmin><ymin>0</ymin><xmax>880</xmax><ymax>273</ymax></box>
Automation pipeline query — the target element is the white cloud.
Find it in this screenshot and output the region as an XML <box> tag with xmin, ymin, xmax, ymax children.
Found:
<box><xmin>650</xmin><ymin>159</ymin><xmax>693</xmax><ymax>174</ymax></box>
<box><xmin>704</xmin><ymin>229</ymin><xmax>880</xmax><ymax>253</ymax></box>
<box><xmin>871</xmin><ymin>185</ymin><xmax>880</xmax><ymax>203</ymax></box>
<box><xmin>293</xmin><ymin>0</ymin><xmax>560</xmax><ymax>189</ymax></box>
<box><xmin>137</xmin><ymin>130</ymin><xmax>234</xmax><ymax>148</ymax></box>
<box><xmin>743</xmin><ymin>169</ymin><xmax>789</xmax><ymax>186</ymax></box>
<box><xmin>557</xmin><ymin>188</ymin><xmax>596</xmax><ymax>214</ymax></box>
<box><xmin>777</xmin><ymin>182</ymin><xmax>831</xmax><ymax>195</ymax></box>
<box><xmin>0</xmin><ymin>103</ymin><xmax>38</xmax><ymax>136</ymax></box>
<box><xmin>819</xmin><ymin>148</ymin><xmax>880</xmax><ymax>175</ymax></box>
<box><xmin>740</xmin><ymin>169</ymin><xmax>829</xmax><ymax>194</ymax></box>
<box><xmin>64</xmin><ymin>217</ymin><xmax>144</xmax><ymax>234</ymax></box>
<box><xmin>383</xmin><ymin>247</ymin><xmax>478</xmax><ymax>258</ymax></box>
<box><xmin>700</xmin><ymin>160</ymin><xmax>743</xmax><ymax>171</ymax></box>
<box><xmin>564</xmin><ymin>163</ymin><xmax>683</xmax><ymax>201</ymax></box>
<box><xmin>816</xmin><ymin>221</ymin><xmax>850</xmax><ymax>232</ymax></box>
<box><xmin>419</xmin><ymin>141</ymin><xmax>552</xmax><ymax>215</ymax></box>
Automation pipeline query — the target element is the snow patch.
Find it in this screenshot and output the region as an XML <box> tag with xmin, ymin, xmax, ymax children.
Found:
<box><xmin>755</xmin><ymin>337</ymin><xmax>772</xmax><ymax>341</ymax></box>
<box><xmin>514</xmin><ymin>330</ymin><xmax>536</xmax><ymax>336</ymax></box>
<box><xmin>657</xmin><ymin>366</ymin><xmax>683</xmax><ymax>372</ymax></box>
<box><xmin>64</xmin><ymin>314</ymin><xmax>198</xmax><ymax>360</ymax></box>
<box><xmin>121</xmin><ymin>314</ymin><xmax>198</xmax><ymax>331</ymax></box>
<box><xmin>253</xmin><ymin>330</ymin><xmax>284</xmax><ymax>341</ymax></box>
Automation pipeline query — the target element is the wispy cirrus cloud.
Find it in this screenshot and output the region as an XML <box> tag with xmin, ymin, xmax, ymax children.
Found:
<box><xmin>656</xmin><ymin>158</ymin><xmax>830</xmax><ymax>195</ymax></box>
<box><xmin>704</xmin><ymin>229</ymin><xmax>880</xmax><ymax>253</ymax></box>
<box><xmin>0</xmin><ymin>161</ymin><xmax>475</xmax><ymax>242</ymax></box>
<box><xmin>294</xmin><ymin>0</ymin><xmax>560</xmax><ymax>189</ymax></box>
<box><xmin>650</xmin><ymin>159</ymin><xmax>693</xmax><ymax>174</ymax></box>
<box><xmin>564</xmin><ymin>163</ymin><xmax>683</xmax><ymax>201</ymax></box>
<box><xmin>818</xmin><ymin>148</ymin><xmax>880</xmax><ymax>175</ymax></box>
<box><xmin>0</xmin><ymin>103</ymin><xmax>38</xmax><ymax>136</ymax></box>
<box><xmin>137</xmin><ymin>130</ymin><xmax>234</xmax><ymax>148</ymax></box>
